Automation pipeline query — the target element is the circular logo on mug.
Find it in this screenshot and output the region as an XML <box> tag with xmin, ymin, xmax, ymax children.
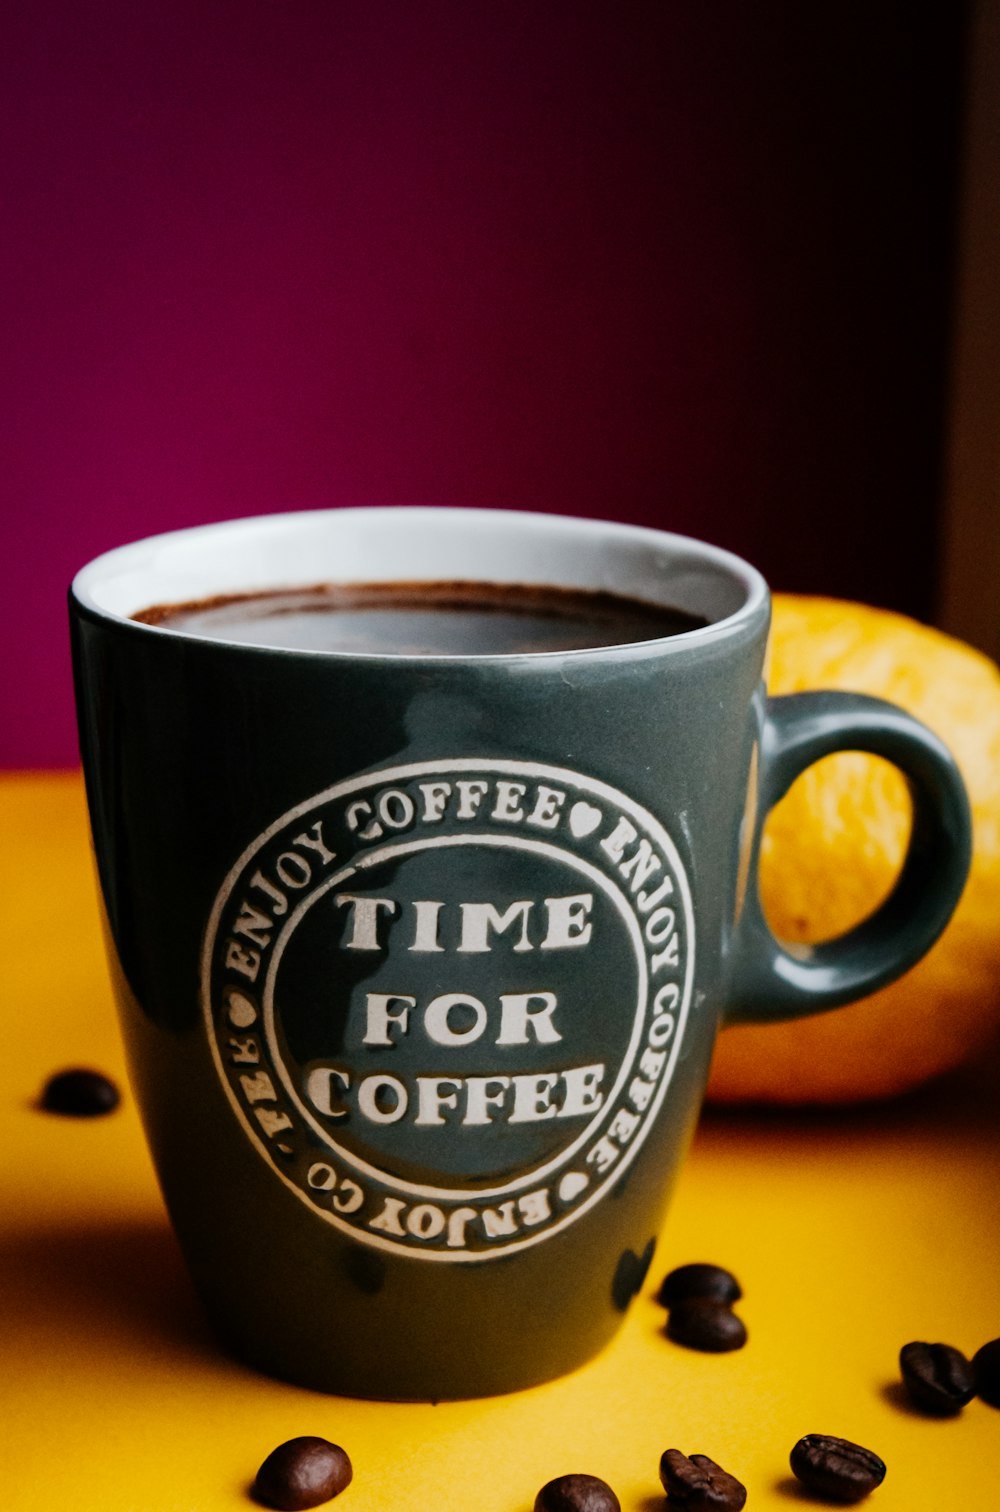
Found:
<box><xmin>202</xmin><ymin>760</ymin><xmax>694</xmax><ymax>1261</ymax></box>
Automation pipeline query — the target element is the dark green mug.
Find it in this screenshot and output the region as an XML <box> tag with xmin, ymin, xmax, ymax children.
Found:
<box><xmin>69</xmin><ymin>508</ymin><xmax>971</xmax><ymax>1399</ymax></box>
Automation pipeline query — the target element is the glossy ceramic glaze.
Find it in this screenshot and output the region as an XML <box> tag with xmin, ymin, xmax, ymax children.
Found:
<box><xmin>69</xmin><ymin>508</ymin><xmax>970</xmax><ymax>1398</ymax></box>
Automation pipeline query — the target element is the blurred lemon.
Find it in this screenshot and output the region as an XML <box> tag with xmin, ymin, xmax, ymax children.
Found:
<box><xmin>707</xmin><ymin>594</ymin><xmax>1000</xmax><ymax>1104</ymax></box>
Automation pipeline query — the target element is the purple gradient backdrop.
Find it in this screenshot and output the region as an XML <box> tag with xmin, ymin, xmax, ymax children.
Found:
<box><xmin>2</xmin><ymin>3</ymin><xmax>964</xmax><ymax>766</ymax></box>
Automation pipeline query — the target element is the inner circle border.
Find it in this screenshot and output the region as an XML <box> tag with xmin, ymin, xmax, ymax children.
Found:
<box><xmin>200</xmin><ymin>758</ymin><xmax>697</xmax><ymax>1262</ymax></box>
<box><xmin>261</xmin><ymin>831</ymin><xmax>649</xmax><ymax>1200</ymax></box>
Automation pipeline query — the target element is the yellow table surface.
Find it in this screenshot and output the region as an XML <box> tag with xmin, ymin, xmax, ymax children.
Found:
<box><xmin>4</xmin><ymin>771</ymin><xmax>999</xmax><ymax>1511</ymax></box>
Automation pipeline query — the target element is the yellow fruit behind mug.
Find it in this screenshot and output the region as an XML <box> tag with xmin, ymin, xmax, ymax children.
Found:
<box><xmin>707</xmin><ymin>595</ymin><xmax>1000</xmax><ymax>1104</ymax></box>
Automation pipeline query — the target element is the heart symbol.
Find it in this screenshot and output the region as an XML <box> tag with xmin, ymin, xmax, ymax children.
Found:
<box><xmin>226</xmin><ymin>990</ymin><xmax>258</xmax><ymax>1029</ymax></box>
<box><xmin>569</xmin><ymin>801</ymin><xmax>602</xmax><ymax>839</ymax></box>
<box><xmin>558</xmin><ymin>1171</ymin><xmax>589</xmax><ymax>1203</ymax></box>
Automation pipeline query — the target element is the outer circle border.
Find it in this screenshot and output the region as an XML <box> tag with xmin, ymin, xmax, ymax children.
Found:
<box><xmin>200</xmin><ymin>759</ymin><xmax>697</xmax><ymax>1263</ymax></box>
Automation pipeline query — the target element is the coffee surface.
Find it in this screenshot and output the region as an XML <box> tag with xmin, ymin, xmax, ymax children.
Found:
<box><xmin>133</xmin><ymin>581</ymin><xmax>705</xmax><ymax>655</ymax></box>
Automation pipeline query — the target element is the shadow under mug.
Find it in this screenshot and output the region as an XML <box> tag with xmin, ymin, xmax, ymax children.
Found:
<box><xmin>69</xmin><ymin>508</ymin><xmax>971</xmax><ymax>1399</ymax></box>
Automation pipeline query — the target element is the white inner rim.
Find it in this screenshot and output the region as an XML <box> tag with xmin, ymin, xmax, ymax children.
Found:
<box><xmin>71</xmin><ymin>506</ymin><xmax>767</xmax><ymax>655</ymax></box>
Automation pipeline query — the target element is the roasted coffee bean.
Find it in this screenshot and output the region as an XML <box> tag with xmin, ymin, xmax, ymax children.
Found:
<box><xmin>657</xmin><ymin>1263</ymin><xmax>742</xmax><ymax>1309</ymax></box>
<box><xmin>789</xmin><ymin>1435</ymin><xmax>886</xmax><ymax>1503</ymax></box>
<box><xmin>666</xmin><ymin>1298</ymin><xmax>747</xmax><ymax>1353</ymax></box>
<box><xmin>40</xmin><ymin>1068</ymin><xmax>120</xmax><ymax>1116</ymax></box>
<box><xmin>972</xmin><ymin>1337</ymin><xmax>1000</xmax><ymax>1407</ymax></box>
<box><xmin>533</xmin><ymin>1472</ymin><xmax>621</xmax><ymax>1512</ymax></box>
<box><xmin>899</xmin><ymin>1340</ymin><xmax>975</xmax><ymax>1414</ymax></box>
<box><xmin>659</xmin><ymin>1449</ymin><xmax>747</xmax><ymax>1510</ymax></box>
<box><xmin>253</xmin><ymin>1436</ymin><xmax>352</xmax><ymax>1510</ymax></box>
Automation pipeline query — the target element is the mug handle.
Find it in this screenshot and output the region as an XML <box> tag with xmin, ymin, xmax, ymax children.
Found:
<box><xmin>726</xmin><ymin>690</ymin><xmax>972</xmax><ymax>1024</ymax></box>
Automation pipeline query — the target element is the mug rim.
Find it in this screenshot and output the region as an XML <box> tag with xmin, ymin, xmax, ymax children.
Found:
<box><xmin>70</xmin><ymin>505</ymin><xmax>770</xmax><ymax>663</ymax></box>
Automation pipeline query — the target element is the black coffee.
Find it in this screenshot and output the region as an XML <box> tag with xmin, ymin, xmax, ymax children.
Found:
<box><xmin>133</xmin><ymin>581</ymin><xmax>706</xmax><ymax>655</ymax></box>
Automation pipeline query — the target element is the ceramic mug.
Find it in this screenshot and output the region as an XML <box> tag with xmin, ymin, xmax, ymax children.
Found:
<box><xmin>69</xmin><ymin>508</ymin><xmax>971</xmax><ymax>1399</ymax></box>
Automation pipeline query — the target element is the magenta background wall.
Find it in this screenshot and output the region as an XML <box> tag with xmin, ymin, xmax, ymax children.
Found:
<box><xmin>2</xmin><ymin>4</ymin><xmax>965</xmax><ymax>767</ymax></box>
